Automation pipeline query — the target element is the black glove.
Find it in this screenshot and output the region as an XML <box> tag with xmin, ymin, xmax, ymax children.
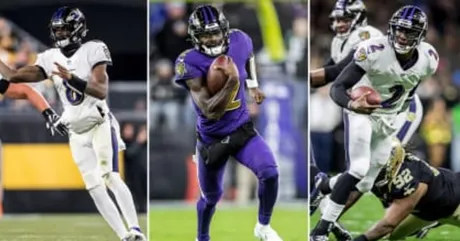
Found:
<box><xmin>42</xmin><ymin>108</ymin><xmax>68</xmax><ymax>136</ymax></box>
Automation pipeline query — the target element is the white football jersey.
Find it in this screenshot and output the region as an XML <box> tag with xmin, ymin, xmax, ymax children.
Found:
<box><xmin>330</xmin><ymin>25</ymin><xmax>383</xmax><ymax>63</ymax></box>
<box><xmin>35</xmin><ymin>40</ymin><xmax>112</xmax><ymax>133</ymax></box>
<box><xmin>353</xmin><ymin>36</ymin><xmax>439</xmax><ymax>116</ymax></box>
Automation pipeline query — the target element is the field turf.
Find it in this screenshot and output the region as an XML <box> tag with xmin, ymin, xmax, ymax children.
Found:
<box><xmin>310</xmin><ymin>194</ymin><xmax>460</xmax><ymax>240</ymax></box>
<box><xmin>149</xmin><ymin>203</ymin><xmax>307</xmax><ymax>241</ymax></box>
<box><xmin>0</xmin><ymin>214</ymin><xmax>147</xmax><ymax>241</ymax></box>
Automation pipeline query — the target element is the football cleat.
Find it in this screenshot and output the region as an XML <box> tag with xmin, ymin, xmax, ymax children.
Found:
<box><xmin>127</xmin><ymin>227</ymin><xmax>146</xmax><ymax>241</ymax></box>
<box><xmin>254</xmin><ymin>223</ymin><xmax>283</xmax><ymax>241</ymax></box>
<box><xmin>331</xmin><ymin>222</ymin><xmax>352</xmax><ymax>241</ymax></box>
<box><xmin>310</xmin><ymin>172</ymin><xmax>328</xmax><ymax>215</ymax></box>
<box><xmin>310</xmin><ymin>235</ymin><xmax>329</xmax><ymax>241</ymax></box>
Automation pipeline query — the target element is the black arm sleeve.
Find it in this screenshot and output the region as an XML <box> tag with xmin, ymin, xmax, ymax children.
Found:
<box><xmin>329</xmin><ymin>61</ymin><xmax>366</xmax><ymax>108</ymax></box>
<box><xmin>324</xmin><ymin>57</ymin><xmax>335</xmax><ymax>67</ymax></box>
<box><xmin>324</xmin><ymin>50</ymin><xmax>355</xmax><ymax>84</ymax></box>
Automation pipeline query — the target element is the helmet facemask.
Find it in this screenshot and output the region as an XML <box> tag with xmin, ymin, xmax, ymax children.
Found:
<box><xmin>49</xmin><ymin>7</ymin><xmax>88</xmax><ymax>48</ymax></box>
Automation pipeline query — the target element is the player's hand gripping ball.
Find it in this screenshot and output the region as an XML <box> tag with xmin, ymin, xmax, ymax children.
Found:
<box><xmin>207</xmin><ymin>55</ymin><xmax>239</xmax><ymax>95</ymax></box>
<box><xmin>350</xmin><ymin>86</ymin><xmax>381</xmax><ymax>105</ymax></box>
<box><xmin>349</xmin><ymin>86</ymin><xmax>382</xmax><ymax>114</ymax></box>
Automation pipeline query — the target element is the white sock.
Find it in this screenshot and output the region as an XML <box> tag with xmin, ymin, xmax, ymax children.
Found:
<box><xmin>89</xmin><ymin>184</ymin><xmax>128</xmax><ymax>239</ymax></box>
<box><xmin>321</xmin><ymin>199</ymin><xmax>345</xmax><ymax>222</ymax></box>
<box><xmin>329</xmin><ymin>175</ymin><xmax>340</xmax><ymax>190</ymax></box>
<box><xmin>106</xmin><ymin>172</ymin><xmax>140</xmax><ymax>229</ymax></box>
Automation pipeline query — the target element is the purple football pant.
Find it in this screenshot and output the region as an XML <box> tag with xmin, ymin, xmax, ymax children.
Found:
<box><xmin>195</xmin><ymin>134</ymin><xmax>279</xmax><ymax>241</ymax></box>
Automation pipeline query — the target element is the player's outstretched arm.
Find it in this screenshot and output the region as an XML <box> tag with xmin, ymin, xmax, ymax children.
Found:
<box><xmin>186</xmin><ymin>75</ymin><xmax>238</xmax><ymax>119</ymax></box>
<box><xmin>1</xmin><ymin>80</ymin><xmax>68</xmax><ymax>136</ymax></box>
<box><xmin>0</xmin><ymin>58</ymin><xmax>46</xmax><ymax>83</ymax></box>
<box><xmin>310</xmin><ymin>51</ymin><xmax>354</xmax><ymax>88</ymax></box>
<box><xmin>3</xmin><ymin>82</ymin><xmax>49</xmax><ymax>112</ymax></box>
<box><xmin>354</xmin><ymin>183</ymin><xmax>428</xmax><ymax>241</ymax></box>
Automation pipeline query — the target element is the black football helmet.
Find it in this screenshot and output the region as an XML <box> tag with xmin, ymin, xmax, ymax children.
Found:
<box><xmin>388</xmin><ymin>5</ymin><xmax>428</xmax><ymax>54</ymax></box>
<box><xmin>329</xmin><ymin>0</ymin><xmax>367</xmax><ymax>39</ymax></box>
<box><xmin>188</xmin><ymin>5</ymin><xmax>229</xmax><ymax>57</ymax></box>
<box><xmin>49</xmin><ymin>7</ymin><xmax>88</xmax><ymax>48</ymax></box>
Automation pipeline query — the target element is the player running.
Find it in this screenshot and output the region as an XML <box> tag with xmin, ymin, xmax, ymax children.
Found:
<box><xmin>0</xmin><ymin>7</ymin><xmax>145</xmax><ymax>241</ymax></box>
<box><xmin>310</xmin><ymin>0</ymin><xmax>425</xmax><ymax>217</ymax></box>
<box><xmin>310</xmin><ymin>5</ymin><xmax>438</xmax><ymax>241</ymax></box>
<box><xmin>174</xmin><ymin>5</ymin><xmax>282</xmax><ymax>241</ymax></box>
<box><xmin>310</xmin><ymin>0</ymin><xmax>383</xmax><ymax>215</ymax></box>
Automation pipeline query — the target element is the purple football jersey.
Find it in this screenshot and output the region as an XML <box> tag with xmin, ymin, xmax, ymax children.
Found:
<box><xmin>174</xmin><ymin>29</ymin><xmax>253</xmax><ymax>143</ymax></box>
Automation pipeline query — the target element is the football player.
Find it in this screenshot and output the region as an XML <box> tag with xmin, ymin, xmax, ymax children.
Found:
<box><xmin>0</xmin><ymin>78</ymin><xmax>67</xmax><ymax>136</ymax></box>
<box><xmin>310</xmin><ymin>0</ymin><xmax>382</xmax><ymax>215</ymax></box>
<box><xmin>310</xmin><ymin>5</ymin><xmax>438</xmax><ymax>241</ymax></box>
<box><xmin>354</xmin><ymin>139</ymin><xmax>460</xmax><ymax>240</ymax></box>
<box><xmin>0</xmin><ymin>7</ymin><xmax>145</xmax><ymax>241</ymax></box>
<box><xmin>174</xmin><ymin>5</ymin><xmax>282</xmax><ymax>241</ymax></box>
<box><xmin>310</xmin><ymin>0</ymin><xmax>424</xmax><ymax>218</ymax></box>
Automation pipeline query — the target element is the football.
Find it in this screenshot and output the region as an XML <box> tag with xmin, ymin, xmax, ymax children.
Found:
<box><xmin>350</xmin><ymin>86</ymin><xmax>381</xmax><ymax>105</ymax></box>
<box><xmin>207</xmin><ymin>55</ymin><xmax>238</xmax><ymax>95</ymax></box>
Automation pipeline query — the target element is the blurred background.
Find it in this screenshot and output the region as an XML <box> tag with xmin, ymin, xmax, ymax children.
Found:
<box><xmin>0</xmin><ymin>0</ymin><xmax>147</xmax><ymax>239</ymax></box>
<box><xmin>149</xmin><ymin>0</ymin><xmax>307</xmax><ymax>239</ymax></box>
<box><xmin>310</xmin><ymin>0</ymin><xmax>460</xmax><ymax>236</ymax></box>
<box><xmin>311</xmin><ymin>0</ymin><xmax>460</xmax><ymax>173</ymax></box>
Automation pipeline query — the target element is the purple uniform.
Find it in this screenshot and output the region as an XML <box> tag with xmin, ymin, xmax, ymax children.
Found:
<box><xmin>174</xmin><ymin>29</ymin><xmax>251</xmax><ymax>143</ymax></box>
<box><xmin>174</xmin><ymin>29</ymin><xmax>279</xmax><ymax>241</ymax></box>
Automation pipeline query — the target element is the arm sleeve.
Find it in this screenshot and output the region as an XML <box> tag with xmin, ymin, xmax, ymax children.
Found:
<box><xmin>329</xmin><ymin>61</ymin><xmax>366</xmax><ymax>108</ymax></box>
<box><xmin>323</xmin><ymin>57</ymin><xmax>335</xmax><ymax>67</ymax></box>
<box><xmin>324</xmin><ymin>50</ymin><xmax>355</xmax><ymax>84</ymax></box>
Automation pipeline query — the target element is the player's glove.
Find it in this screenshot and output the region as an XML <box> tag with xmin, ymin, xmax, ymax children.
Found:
<box><xmin>42</xmin><ymin>108</ymin><xmax>68</xmax><ymax>136</ymax></box>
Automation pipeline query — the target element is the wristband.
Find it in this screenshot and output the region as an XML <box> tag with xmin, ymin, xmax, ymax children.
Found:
<box><xmin>67</xmin><ymin>74</ymin><xmax>88</xmax><ymax>93</ymax></box>
<box><xmin>246</xmin><ymin>78</ymin><xmax>259</xmax><ymax>88</ymax></box>
<box><xmin>0</xmin><ymin>78</ymin><xmax>10</xmax><ymax>94</ymax></box>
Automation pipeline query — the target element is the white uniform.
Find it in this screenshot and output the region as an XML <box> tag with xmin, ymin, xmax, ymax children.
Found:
<box><xmin>347</xmin><ymin>36</ymin><xmax>438</xmax><ymax>192</ymax></box>
<box><xmin>331</xmin><ymin>25</ymin><xmax>423</xmax><ymax>145</ymax></box>
<box><xmin>35</xmin><ymin>40</ymin><xmax>125</xmax><ymax>189</ymax></box>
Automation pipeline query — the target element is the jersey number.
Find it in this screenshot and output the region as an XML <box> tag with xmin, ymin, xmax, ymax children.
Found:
<box><xmin>381</xmin><ymin>85</ymin><xmax>405</xmax><ymax>108</ymax></box>
<box><xmin>393</xmin><ymin>168</ymin><xmax>414</xmax><ymax>190</ymax></box>
<box><xmin>64</xmin><ymin>81</ymin><xmax>85</xmax><ymax>106</ymax></box>
<box><xmin>225</xmin><ymin>80</ymin><xmax>241</xmax><ymax>111</ymax></box>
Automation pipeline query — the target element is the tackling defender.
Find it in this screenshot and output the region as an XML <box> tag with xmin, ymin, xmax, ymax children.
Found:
<box><xmin>310</xmin><ymin>5</ymin><xmax>438</xmax><ymax>241</ymax></box>
<box><xmin>340</xmin><ymin>140</ymin><xmax>460</xmax><ymax>241</ymax></box>
<box><xmin>174</xmin><ymin>5</ymin><xmax>282</xmax><ymax>241</ymax></box>
<box><xmin>0</xmin><ymin>7</ymin><xmax>145</xmax><ymax>241</ymax></box>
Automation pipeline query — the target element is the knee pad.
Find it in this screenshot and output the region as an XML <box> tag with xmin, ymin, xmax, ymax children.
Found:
<box><xmin>82</xmin><ymin>171</ymin><xmax>105</xmax><ymax>190</ymax></box>
<box><xmin>258</xmin><ymin>166</ymin><xmax>279</xmax><ymax>182</ymax></box>
<box><xmin>348</xmin><ymin>159</ymin><xmax>370</xmax><ymax>180</ymax></box>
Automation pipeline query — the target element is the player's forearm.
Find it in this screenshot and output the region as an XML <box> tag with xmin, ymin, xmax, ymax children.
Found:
<box><xmin>0</xmin><ymin>60</ymin><xmax>16</xmax><ymax>79</ymax></box>
<box><xmin>362</xmin><ymin>219</ymin><xmax>397</xmax><ymax>240</ymax></box>
<box><xmin>206</xmin><ymin>76</ymin><xmax>238</xmax><ymax>114</ymax></box>
<box><xmin>4</xmin><ymin>83</ymin><xmax>50</xmax><ymax>112</ymax></box>
<box><xmin>330</xmin><ymin>62</ymin><xmax>365</xmax><ymax>108</ymax></box>
<box><xmin>310</xmin><ymin>68</ymin><xmax>327</xmax><ymax>88</ymax></box>
<box><xmin>9</xmin><ymin>66</ymin><xmax>46</xmax><ymax>83</ymax></box>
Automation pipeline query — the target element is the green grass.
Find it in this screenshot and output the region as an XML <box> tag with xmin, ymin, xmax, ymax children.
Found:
<box><xmin>0</xmin><ymin>214</ymin><xmax>147</xmax><ymax>241</ymax></box>
<box><xmin>149</xmin><ymin>205</ymin><xmax>307</xmax><ymax>241</ymax></box>
<box><xmin>310</xmin><ymin>194</ymin><xmax>460</xmax><ymax>240</ymax></box>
